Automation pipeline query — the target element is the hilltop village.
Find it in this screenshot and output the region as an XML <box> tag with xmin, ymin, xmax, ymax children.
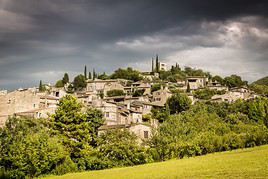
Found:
<box><xmin>0</xmin><ymin>56</ymin><xmax>261</xmax><ymax>139</ymax></box>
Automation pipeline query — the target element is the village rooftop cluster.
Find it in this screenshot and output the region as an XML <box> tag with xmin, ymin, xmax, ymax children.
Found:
<box><xmin>0</xmin><ymin>56</ymin><xmax>260</xmax><ymax>139</ymax></box>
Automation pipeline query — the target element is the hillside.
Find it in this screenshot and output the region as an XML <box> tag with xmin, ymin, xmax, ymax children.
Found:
<box><xmin>252</xmin><ymin>76</ymin><xmax>268</xmax><ymax>86</ymax></box>
<box><xmin>44</xmin><ymin>145</ymin><xmax>268</xmax><ymax>179</ymax></box>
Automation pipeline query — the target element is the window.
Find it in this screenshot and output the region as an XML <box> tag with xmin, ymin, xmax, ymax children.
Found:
<box><xmin>105</xmin><ymin>112</ymin><xmax>109</xmax><ymax>118</ymax></box>
<box><xmin>144</xmin><ymin>131</ymin><xmax>149</xmax><ymax>139</ymax></box>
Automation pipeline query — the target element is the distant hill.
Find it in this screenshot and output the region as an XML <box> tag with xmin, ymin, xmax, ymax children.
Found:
<box><xmin>252</xmin><ymin>76</ymin><xmax>268</xmax><ymax>86</ymax></box>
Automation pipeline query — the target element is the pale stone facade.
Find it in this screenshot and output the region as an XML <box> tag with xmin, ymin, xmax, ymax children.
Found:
<box><xmin>186</xmin><ymin>76</ymin><xmax>208</xmax><ymax>90</ymax></box>
<box><xmin>0</xmin><ymin>88</ymin><xmax>59</xmax><ymax>127</ymax></box>
<box><xmin>152</xmin><ymin>86</ymin><xmax>172</xmax><ymax>106</ymax></box>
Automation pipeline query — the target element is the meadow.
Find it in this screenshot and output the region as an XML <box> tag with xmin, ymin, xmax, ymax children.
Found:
<box><xmin>43</xmin><ymin>145</ymin><xmax>268</xmax><ymax>179</ymax></box>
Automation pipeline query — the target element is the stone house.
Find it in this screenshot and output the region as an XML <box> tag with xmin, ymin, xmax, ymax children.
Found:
<box><xmin>186</xmin><ymin>76</ymin><xmax>208</xmax><ymax>90</ymax></box>
<box><xmin>211</xmin><ymin>87</ymin><xmax>252</xmax><ymax>103</ymax></box>
<box><xmin>207</xmin><ymin>80</ymin><xmax>228</xmax><ymax>91</ymax></box>
<box><xmin>0</xmin><ymin>88</ymin><xmax>60</xmax><ymax>127</ymax></box>
<box><xmin>131</xmin><ymin>81</ymin><xmax>151</xmax><ymax>95</ymax></box>
<box><xmin>152</xmin><ymin>86</ymin><xmax>172</xmax><ymax>106</ymax></box>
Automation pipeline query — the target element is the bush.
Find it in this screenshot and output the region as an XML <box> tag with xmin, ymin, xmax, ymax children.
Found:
<box><xmin>96</xmin><ymin>129</ymin><xmax>151</xmax><ymax>167</ymax></box>
<box><xmin>106</xmin><ymin>89</ymin><xmax>125</xmax><ymax>97</ymax></box>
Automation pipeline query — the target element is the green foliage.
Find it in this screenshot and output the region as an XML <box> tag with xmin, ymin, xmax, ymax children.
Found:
<box><xmin>249</xmin><ymin>84</ymin><xmax>268</xmax><ymax>95</ymax></box>
<box><xmin>106</xmin><ymin>89</ymin><xmax>125</xmax><ymax>97</ymax></box>
<box><xmin>55</xmin><ymin>80</ymin><xmax>64</xmax><ymax>88</ymax></box>
<box><xmin>193</xmin><ymin>88</ymin><xmax>224</xmax><ymax>100</ymax></box>
<box><xmin>84</xmin><ymin>65</ymin><xmax>87</xmax><ymax>79</ymax></box>
<box><xmin>212</xmin><ymin>75</ymin><xmax>224</xmax><ymax>85</ymax></box>
<box><xmin>151</xmin><ymin>106</ymin><xmax>170</xmax><ymax>123</ymax></box>
<box><xmin>62</xmin><ymin>73</ymin><xmax>69</xmax><ymax>84</ymax></box>
<box><xmin>224</xmin><ymin>74</ymin><xmax>247</xmax><ymax>88</ymax></box>
<box><xmin>0</xmin><ymin>117</ymin><xmax>69</xmax><ymax>178</ymax></box>
<box><xmin>88</xmin><ymin>71</ymin><xmax>92</xmax><ymax>79</ymax></box>
<box><xmin>110</xmin><ymin>67</ymin><xmax>142</xmax><ymax>82</ymax></box>
<box><xmin>96</xmin><ymin>129</ymin><xmax>151</xmax><ymax>167</ymax></box>
<box><xmin>133</xmin><ymin>89</ymin><xmax>145</xmax><ymax>97</ymax></box>
<box><xmin>151</xmin><ymin>83</ymin><xmax>161</xmax><ymax>93</ymax></box>
<box><xmin>150</xmin><ymin>98</ymin><xmax>268</xmax><ymax>161</ymax></box>
<box><xmin>184</xmin><ymin>66</ymin><xmax>208</xmax><ymax>77</ymax></box>
<box><xmin>252</xmin><ymin>76</ymin><xmax>268</xmax><ymax>86</ymax></box>
<box><xmin>167</xmin><ymin>93</ymin><xmax>191</xmax><ymax>114</ymax></box>
<box><xmin>93</xmin><ymin>69</ymin><xmax>97</xmax><ymax>80</ymax></box>
<box><xmin>73</xmin><ymin>74</ymin><xmax>86</xmax><ymax>90</ymax></box>
<box><xmin>39</xmin><ymin>80</ymin><xmax>45</xmax><ymax>92</ymax></box>
<box><xmin>155</xmin><ymin>55</ymin><xmax>159</xmax><ymax>73</ymax></box>
<box><xmin>98</xmin><ymin>72</ymin><xmax>109</xmax><ymax>80</ymax></box>
<box><xmin>50</xmin><ymin>95</ymin><xmax>104</xmax><ymax>159</ymax></box>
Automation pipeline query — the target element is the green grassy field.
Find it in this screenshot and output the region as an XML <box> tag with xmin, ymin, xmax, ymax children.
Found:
<box><xmin>44</xmin><ymin>145</ymin><xmax>268</xmax><ymax>179</ymax></box>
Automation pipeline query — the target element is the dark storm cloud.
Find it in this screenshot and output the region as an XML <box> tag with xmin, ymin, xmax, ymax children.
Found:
<box><xmin>0</xmin><ymin>0</ymin><xmax>268</xmax><ymax>89</ymax></box>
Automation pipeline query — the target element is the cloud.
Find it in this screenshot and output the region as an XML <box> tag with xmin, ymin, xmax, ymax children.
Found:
<box><xmin>112</xmin><ymin>16</ymin><xmax>268</xmax><ymax>81</ymax></box>
<box><xmin>0</xmin><ymin>0</ymin><xmax>268</xmax><ymax>89</ymax></box>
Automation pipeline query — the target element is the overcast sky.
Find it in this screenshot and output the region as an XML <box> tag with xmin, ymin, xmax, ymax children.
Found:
<box><xmin>0</xmin><ymin>0</ymin><xmax>268</xmax><ymax>89</ymax></box>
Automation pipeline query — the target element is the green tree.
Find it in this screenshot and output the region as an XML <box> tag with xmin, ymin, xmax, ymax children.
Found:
<box><xmin>93</xmin><ymin>69</ymin><xmax>96</xmax><ymax>80</ymax></box>
<box><xmin>151</xmin><ymin>58</ymin><xmax>154</xmax><ymax>72</ymax></box>
<box><xmin>186</xmin><ymin>83</ymin><xmax>190</xmax><ymax>93</ymax></box>
<box><xmin>156</xmin><ymin>55</ymin><xmax>159</xmax><ymax>73</ymax></box>
<box><xmin>84</xmin><ymin>65</ymin><xmax>87</xmax><ymax>79</ymax></box>
<box><xmin>50</xmin><ymin>95</ymin><xmax>104</xmax><ymax>160</ymax></box>
<box><xmin>106</xmin><ymin>89</ymin><xmax>125</xmax><ymax>97</ymax></box>
<box><xmin>224</xmin><ymin>75</ymin><xmax>246</xmax><ymax>88</ymax></box>
<box><xmin>110</xmin><ymin>67</ymin><xmax>142</xmax><ymax>82</ymax></box>
<box><xmin>88</xmin><ymin>71</ymin><xmax>92</xmax><ymax>79</ymax></box>
<box><xmin>73</xmin><ymin>74</ymin><xmax>86</xmax><ymax>90</ymax></box>
<box><xmin>0</xmin><ymin>117</ymin><xmax>70</xmax><ymax>178</ymax></box>
<box><xmin>39</xmin><ymin>80</ymin><xmax>45</xmax><ymax>92</ymax></box>
<box><xmin>151</xmin><ymin>83</ymin><xmax>162</xmax><ymax>93</ymax></box>
<box><xmin>97</xmin><ymin>129</ymin><xmax>151</xmax><ymax>167</ymax></box>
<box><xmin>62</xmin><ymin>73</ymin><xmax>69</xmax><ymax>85</ymax></box>
<box><xmin>98</xmin><ymin>72</ymin><xmax>109</xmax><ymax>80</ymax></box>
<box><xmin>167</xmin><ymin>93</ymin><xmax>191</xmax><ymax>114</ymax></box>
<box><xmin>212</xmin><ymin>75</ymin><xmax>224</xmax><ymax>85</ymax></box>
<box><xmin>194</xmin><ymin>88</ymin><xmax>217</xmax><ymax>100</ymax></box>
<box><xmin>133</xmin><ymin>89</ymin><xmax>145</xmax><ymax>97</ymax></box>
<box><xmin>55</xmin><ymin>80</ymin><xmax>64</xmax><ymax>88</ymax></box>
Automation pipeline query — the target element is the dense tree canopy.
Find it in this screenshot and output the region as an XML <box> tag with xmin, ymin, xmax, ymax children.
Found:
<box><xmin>73</xmin><ymin>74</ymin><xmax>87</xmax><ymax>90</ymax></box>
<box><xmin>224</xmin><ymin>75</ymin><xmax>247</xmax><ymax>88</ymax></box>
<box><xmin>167</xmin><ymin>93</ymin><xmax>192</xmax><ymax>114</ymax></box>
<box><xmin>110</xmin><ymin>67</ymin><xmax>142</xmax><ymax>82</ymax></box>
<box><xmin>106</xmin><ymin>89</ymin><xmax>125</xmax><ymax>97</ymax></box>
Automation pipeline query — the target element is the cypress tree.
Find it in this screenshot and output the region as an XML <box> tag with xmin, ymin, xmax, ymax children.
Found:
<box><xmin>84</xmin><ymin>65</ymin><xmax>87</xmax><ymax>79</ymax></box>
<box><xmin>88</xmin><ymin>71</ymin><xmax>92</xmax><ymax>79</ymax></box>
<box><xmin>156</xmin><ymin>54</ymin><xmax>159</xmax><ymax>73</ymax></box>
<box><xmin>93</xmin><ymin>69</ymin><xmax>96</xmax><ymax>80</ymax></box>
<box><xmin>151</xmin><ymin>57</ymin><xmax>154</xmax><ymax>72</ymax></box>
<box><xmin>186</xmin><ymin>82</ymin><xmax>191</xmax><ymax>93</ymax></box>
<box><xmin>62</xmin><ymin>73</ymin><xmax>69</xmax><ymax>84</ymax></box>
<box><xmin>39</xmin><ymin>80</ymin><xmax>44</xmax><ymax>92</ymax></box>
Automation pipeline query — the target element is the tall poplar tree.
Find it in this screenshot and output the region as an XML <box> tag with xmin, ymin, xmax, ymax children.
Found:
<box><xmin>62</xmin><ymin>73</ymin><xmax>69</xmax><ymax>84</ymax></box>
<box><xmin>84</xmin><ymin>65</ymin><xmax>87</xmax><ymax>79</ymax></box>
<box><xmin>151</xmin><ymin>57</ymin><xmax>154</xmax><ymax>72</ymax></box>
<box><xmin>156</xmin><ymin>54</ymin><xmax>159</xmax><ymax>73</ymax></box>
<box><xmin>88</xmin><ymin>71</ymin><xmax>92</xmax><ymax>79</ymax></box>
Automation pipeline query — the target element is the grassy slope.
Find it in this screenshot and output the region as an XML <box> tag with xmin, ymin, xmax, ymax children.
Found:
<box><xmin>253</xmin><ymin>76</ymin><xmax>268</xmax><ymax>86</ymax></box>
<box><xmin>44</xmin><ymin>145</ymin><xmax>268</xmax><ymax>179</ymax></box>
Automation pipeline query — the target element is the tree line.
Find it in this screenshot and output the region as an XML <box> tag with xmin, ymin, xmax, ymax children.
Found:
<box><xmin>1</xmin><ymin>94</ymin><xmax>268</xmax><ymax>178</ymax></box>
